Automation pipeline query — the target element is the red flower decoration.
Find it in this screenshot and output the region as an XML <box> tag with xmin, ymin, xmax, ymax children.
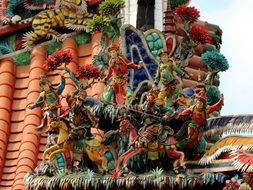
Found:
<box><xmin>44</xmin><ymin>49</ymin><xmax>73</xmax><ymax>71</ymax></box>
<box><xmin>189</xmin><ymin>25</ymin><xmax>211</xmax><ymax>44</ymax></box>
<box><xmin>175</xmin><ymin>5</ymin><xmax>200</xmax><ymax>23</ymax></box>
<box><xmin>76</xmin><ymin>65</ymin><xmax>101</xmax><ymax>80</ymax></box>
<box><xmin>223</xmin><ymin>180</ymin><xmax>240</xmax><ymax>190</ymax></box>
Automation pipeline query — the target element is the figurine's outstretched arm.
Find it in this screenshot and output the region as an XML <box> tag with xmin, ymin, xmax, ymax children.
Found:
<box><xmin>207</xmin><ymin>94</ymin><xmax>224</xmax><ymax>114</ymax></box>
<box><xmin>56</xmin><ymin>76</ymin><xmax>66</xmax><ymax>95</ymax></box>
<box><xmin>154</xmin><ymin>65</ymin><xmax>161</xmax><ymax>85</ymax></box>
<box><xmin>178</xmin><ymin>107</ymin><xmax>193</xmax><ymax>119</ymax></box>
<box><xmin>28</xmin><ymin>94</ymin><xmax>44</xmax><ymax>109</ymax></box>
<box><xmin>105</xmin><ymin>66</ymin><xmax>113</xmax><ymax>81</ymax></box>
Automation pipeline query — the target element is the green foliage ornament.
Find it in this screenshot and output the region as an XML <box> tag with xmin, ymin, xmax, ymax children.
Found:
<box><xmin>206</xmin><ymin>85</ymin><xmax>221</xmax><ymax>105</ymax></box>
<box><xmin>99</xmin><ymin>0</ymin><xmax>125</xmax><ymax>16</ymax></box>
<box><xmin>201</xmin><ymin>50</ymin><xmax>229</xmax><ymax>72</ymax></box>
<box><xmin>86</xmin><ymin>15</ymin><xmax>111</xmax><ymax>33</ymax></box>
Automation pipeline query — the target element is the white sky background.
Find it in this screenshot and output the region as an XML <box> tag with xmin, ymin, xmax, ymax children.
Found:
<box><xmin>190</xmin><ymin>0</ymin><xmax>253</xmax><ymax>115</ymax></box>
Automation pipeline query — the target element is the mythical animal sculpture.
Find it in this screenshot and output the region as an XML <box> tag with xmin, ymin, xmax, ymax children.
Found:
<box><xmin>113</xmin><ymin>118</ymin><xmax>185</xmax><ymax>177</ymax></box>
<box><xmin>199</xmin><ymin>115</ymin><xmax>253</xmax><ymax>172</ymax></box>
<box><xmin>0</xmin><ymin>0</ymin><xmax>60</xmax><ymax>23</ymax></box>
<box><xmin>43</xmin><ymin>118</ymin><xmax>108</xmax><ymax>172</ymax></box>
<box><xmin>200</xmin><ymin>135</ymin><xmax>253</xmax><ymax>172</ymax></box>
<box><xmin>7</xmin><ymin>0</ymin><xmax>93</xmax><ymax>48</ymax></box>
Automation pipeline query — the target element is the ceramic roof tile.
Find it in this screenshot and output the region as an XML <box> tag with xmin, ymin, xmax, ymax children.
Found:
<box><xmin>79</xmin><ymin>56</ymin><xmax>92</xmax><ymax>66</ymax></box>
<box><xmin>8</xmin><ymin>133</ymin><xmax>22</xmax><ymax>143</ymax></box>
<box><xmin>10</xmin><ymin>46</ymin><xmax>46</xmax><ymax>190</ymax></box>
<box><xmin>15</xmin><ymin>66</ymin><xmax>30</xmax><ymax>78</ymax></box>
<box><xmin>0</xmin><ymin>141</ymin><xmax>6</xmax><ymax>152</ymax></box>
<box><xmin>188</xmin><ymin>55</ymin><xmax>205</xmax><ymax>69</ymax></box>
<box><xmin>13</xmin><ymin>89</ymin><xmax>28</xmax><ymax>99</ymax></box>
<box><xmin>4</xmin><ymin>159</ymin><xmax>19</xmax><ymax>167</ymax></box>
<box><xmin>12</xmin><ymin>185</ymin><xmax>26</xmax><ymax>190</ymax></box>
<box><xmin>10</xmin><ymin>122</ymin><xmax>24</xmax><ymax>133</ymax></box>
<box><xmin>0</xmin><ymin>179</ymin><xmax>14</xmax><ymax>187</ymax></box>
<box><xmin>1</xmin><ymin>173</ymin><xmax>15</xmax><ymax>181</ymax></box>
<box><xmin>87</xmin><ymin>0</ymin><xmax>102</xmax><ymax>6</ymax></box>
<box><xmin>185</xmin><ymin>67</ymin><xmax>206</xmax><ymax>80</ymax></box>
<box><xmin>11</xmin><ymin>110</ymin><xmax>26</xmax><ymax>122</ymax></box>
<box><xmin>183</xmin><ymin>78</ymin><xmax>199</xmax><ymax>88</ymax></box>
<box><xmin>39</xmin><ymin>137</ymin><xmax>48</xmax><ymax>145</ymax></box>
<box><xmin>0</xmin><ymin>130</ymin><xmax>8</xmax><ymax>141</ymax></box>
<box><xmin>0</xmin><ymin>73</ymin><xmax>15</xmax><ymax>84</ymax></box>
<box><xmin>0</xmin><ymin>84</ymin><xmax>13</xmax><ymax>97</ymax></box>
<box><xmin>6</xmin><ymin>150</ymin><xmax>18</xmax><ymax>160</ymax></box>
<box><xmin>12</xmin><ymin>100</ymin><xmax>26</xmax><ymax>111</ymax></box>
<box><xmin>37</xmin><ymin>153</ymin><xmax>44</xmax><ymax>160</ymax></box>
<box><xmin>78</xmin><ymin>43</ymin><xmax>92</xmax><ymax>57</ymax></box>
<box><xmin>12</xmin><ymin>183</ymin><xmax>27</xmax><ymax>190</ymax></box>
<box><xmin>15</xmin><ymin>165</ymin><xmax>34</xmax><ymax>175</ymax></box>
<box><xmin>6</xmin><ymin>144</ymin><xmax>21</xmax><ymax>153</ymax></box>
<box><xmin>39</xmin><ymin>143</ymin><xmax>47</xmax><ymax>152</ymax></box>
<box><xmin>3</xmin><ymin>166</ymin><xmax>18</xmax><ymax>174</ymax></box>
<box><xmin>0</xmin><ymin>58</ymin><xmax>16</xmax><ymax>187</ymax></box>
<box><xmin>14</xmin><ymin>78</ymin><xmax>29</xmax><ymax>89</ymax></box>
<box><xmin>0</xmin><ymin>97</ymin><xmax>12</xmax><ymax>110</ymax></box>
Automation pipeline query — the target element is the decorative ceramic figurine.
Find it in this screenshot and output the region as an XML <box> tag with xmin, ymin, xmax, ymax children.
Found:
<box><xmin>178</xmin><ymin>91</ymin><xmax>224</xmax><ymax>158</ymax></box>
<box><xmin>155</xmin><ymin>51</ymin><xmax>185</xmax><ymax>108</ymax></box>
<box><xmin>2</xmin><ymin>1</ymin><xmax>244</xmax><ymax>189</ymax></box>
<box><xmin>103</xmin><ymin>43</ymin><xmax>144</xmax><ymax>106</ymax></box>
<box><xmin>28</xmin><ymin>75</ymin><xmax>66</xmax><ymax>130</ymax></box>
<box><xmin>67</xmin><ymin>87</ymin><xmax>99</xmax><ymax>140</ymax></box>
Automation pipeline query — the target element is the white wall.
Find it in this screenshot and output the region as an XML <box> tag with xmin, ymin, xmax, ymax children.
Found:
<box><xmin>122</xmin><ymin>0</ymin><xmax>167</xmax><ymax>30</ymax></box>
<box><xmin>122</xmin><ymin>0</ymin><xmax>138</xmax><ymax>27</ymax></box>
<box><xmin>155</xmin><ymin>0</ymin><xmax>167</xmax><ymax>31</ymax></box>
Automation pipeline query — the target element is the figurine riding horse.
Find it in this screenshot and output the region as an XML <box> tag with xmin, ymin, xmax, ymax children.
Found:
<box><xmin>114</xmin><ymin>118</ymin><xmax>184</xmax><ymax>177</ymax></box>
<box><xmin>43</xmin><ymin>118</ymin><xmax>108</xmax><ymax>173</ymax></box>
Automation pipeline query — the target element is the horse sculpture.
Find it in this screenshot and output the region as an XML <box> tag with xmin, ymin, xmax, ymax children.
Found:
<box><xmin>43</xmin><ymin>118</ymin><xmax>108</xmax><ymax>173</ymax></box>
<box><xmin>113</xmin><ymin>118</ymin><xmax>185</xmax><ymax>177</ymax></box>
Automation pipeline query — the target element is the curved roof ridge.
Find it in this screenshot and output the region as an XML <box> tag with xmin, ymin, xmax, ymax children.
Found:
<box><xmin>0</xmin><ymin>58</ymin><xmax>16</xmax><ymax>188</ymax></box>
<box><xmin>12</xmin><ymin>46</ymin><xmax>46</xmax><ymax>190</ymax></box>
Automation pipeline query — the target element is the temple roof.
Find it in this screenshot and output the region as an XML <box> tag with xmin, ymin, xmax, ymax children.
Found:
<box><xmin>0</xmin><ymin>2</ymin><xmax>226</xmax><ymax>189</ymax></box>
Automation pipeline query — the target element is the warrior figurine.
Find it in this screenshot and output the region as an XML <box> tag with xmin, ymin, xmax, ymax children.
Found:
<box><xmin>66</xmin><ymin>87</ymin><xmax>100</xmax><ymax>169</ymax></box>
<box><xmin>103</xmin><ymin>44</ymin><xmax>143</xmax><ymax>106</ymax></box>
<box><xmin>155</xmin><ymin>51</ymin><xmax>185</xmax><ymax>108</ymax></box>
<box><xmin>28</xmin><ymin>75</ymin><xmax>66</xmax><ymax>129</ymax></box>
<box><xmin>137</xmin><ymin>89</ymin><xmax>175</xmax><ymax>148</ymax></box>
<box><xmin>67</xmin><ymin>87</ymin><xmax>99</xmax><ymax>140</ymax></box>
<box><xmin>178</xmin><ymin>91</ymin><xmax>224</xmax><ymax>158</ymax></box>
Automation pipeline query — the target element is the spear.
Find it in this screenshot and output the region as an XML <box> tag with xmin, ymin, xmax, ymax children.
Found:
<box><xmin>102</xmin><ymin>101</ymin><xmax>175</xmax><ymax>121</ymax></box>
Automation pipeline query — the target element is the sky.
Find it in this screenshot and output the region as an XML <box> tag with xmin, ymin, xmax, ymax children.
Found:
<box><xmin>190</xmin><ymin>0</ymin><xmax>253</xmax><ymax>115</ymax></box>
